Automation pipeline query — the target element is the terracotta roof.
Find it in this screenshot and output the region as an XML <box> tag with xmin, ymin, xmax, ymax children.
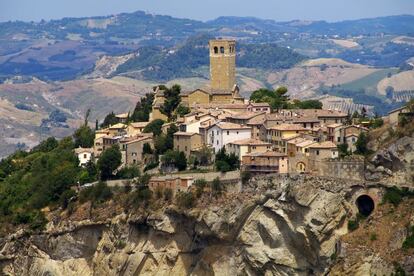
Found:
<box><xmin>213</xmin><ymin>122</ymin><xmax>251</xmax><ymax>130</ymax></box>
<box><xmin>327</xmin><ymin>123</ymin><xmax>343</xmax><ymax>128</ymax></box>
<box><xmin>129</xmin><ymin>122</ymin><xmax>149</xmax><ymax>128</ymax></box>
<box><xmin>269</xmin><ymin>124</ymin><xmax>307</xmax><ymax>131</ymax></box>
<box><xmin>120</xmin><ymin>135</ymin><xmax>152</xmax><ymax>144</ymax></box>
<box><xmin>249</xmin><ymin>102</ymin><xmax>271</xmax><ymax>107</ymax></box>
<box><xmin>174</xmin><ymin>132</ymin><xmax>199</xmax><ymax>136</ymax></box>
<box><xmin>296</xmin><ymin>140</ymin><xmax>318</xmax><ymax>148</ymax></box>
<box><xmin>192</xmin><ymin>103</ymin><xmax>248</xmax><ymax>110</ymax></box>
<box><xmin>244</xmin><ymin>151</ymin><xmax>287</xmax><ymax>157</ymax></box>
<box><xmin>229</xmin><ymin>111</ymin><xmax>265</xmax><ymax>120</ymax></box>
<box><xmin>229</xmin><ymin>138</ymin><xmax>271</xmax><ymax>146</ymax></box>
<box><xmin>309</xmin><ymin>141</ymin><xmax>338</xmax><ymax>149</ymax></box>
<box><xmin>109</xmin><ymin>123</ymin><xmax>127</xmax><ymax>129</ymax></box>
<box><xmin>278</xmin><ymin>109</ymin><xmax>347</xmax><ymax>118</ymax></box>
<box><xmin>74</xmin><ymin>147</ymin><xmax>93</xmax><ymax>154</ymax></box>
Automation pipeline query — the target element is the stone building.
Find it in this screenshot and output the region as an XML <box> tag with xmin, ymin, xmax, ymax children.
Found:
<box><xmin>226</xmin><ymin>138</ymin><xmax>272</xmax><ymax>160</ymax></box>
<box><xmin>207</xmin><ymin>122</ymin><xmax>252</xmax><ymax>153</ymax></box>
<box><xmin>173</xmin><ymin>132</ymin><xmax>203</xmax><ymax>158</ymax></box>
<box><xmin>120</xmin><ymin>134</ymin><xmax>154</xmax><ymax>167</ymax></box>
<box><xmin>209</xmin><ymin>39</ymin><xmax>236</xmax><ymax>92</ymax></box>
<box><xmin>242</xmin><ymin>151</ymin><xmax>289</xmax><ymax>175</ymax></box>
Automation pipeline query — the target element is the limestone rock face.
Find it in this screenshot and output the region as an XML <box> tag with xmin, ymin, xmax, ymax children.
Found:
<box><xmin>369</xmin><ymin>136</ymin><xmax>414</xmax><ymax>186</ymax></box>
<box><xmin>0</xmin><ymin>176</ymin><xmax>387</xmax><ymax>276</ymax></box>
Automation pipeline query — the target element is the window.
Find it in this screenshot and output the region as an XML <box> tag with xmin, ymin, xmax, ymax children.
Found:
<box><xmin>316</xmin><ymin>150</ymin><xmax>320</xmax><ymax>155</ymax></box>
<box><xmin>217</xmin><ymin>130</ymin><xmax>219</xmax><ymax>135</ymax></box>
<box><xmin>352</xmin><ymin>138</ymin><xmax>356</xmax><ymax>142</ymax></box>
<box><xmin>237</xmin><ymin>131</ymin><xmax>239</xmax><ymax>134</ymax></box>
<box><xmin>83</xmin><ymin>154</ymin><xmax>87</xmax><ymax>158</ymax></box>
<box><xmin>227</xmin><ymin>131</ymin><xmax>229</xmax><ymax>135</ymax></box>
<box><xmin>133</xmin><ymin>159</ymin><xmax>136</xmax><ymax>164</ymax></box>
<box><xmin>217</xmin><ymin>140</ymin><xmax>219</xmax><ymax>145</ymax></box>
<box><xmin>214</xmin><ymin>47</ymin><xmax>218</xmax><ymax>54</ymax></box>
<box><xmin>220</xmin><ymin>46</ymin><xmax>225</xmax><ymax>54</ymax></box>
<box><xmin>185</xmin><ymin>146</ymin><xmax>188</xmax><ymax>151</ymax></box>
<box><xmin>337</xmin><ymin>137</ymin><xmax>341</xmax><ymax>142</ymax></box>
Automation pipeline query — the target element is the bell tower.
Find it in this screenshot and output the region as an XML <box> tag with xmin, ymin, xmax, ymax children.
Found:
<box><xmin>209</xmin><ymin>39</ymin><xmax>236</xmax><ymax>91</ymax></box>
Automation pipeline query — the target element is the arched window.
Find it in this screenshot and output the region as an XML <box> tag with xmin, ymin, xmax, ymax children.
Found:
<box><xmin>220</xmin><ymin>46</ymin><xmax>225</xmax><ymax>54</ymax></box>
<box><xmin>214</xmin><ymin>47</ymin><xmax>218</xmax><ymax>54</ymax></box>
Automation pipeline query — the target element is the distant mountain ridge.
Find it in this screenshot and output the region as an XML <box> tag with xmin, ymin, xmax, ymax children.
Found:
<box><xmin>1</xmin><ymin>11</ymin><xmax>414</xmax><ymax>82</ymax></box>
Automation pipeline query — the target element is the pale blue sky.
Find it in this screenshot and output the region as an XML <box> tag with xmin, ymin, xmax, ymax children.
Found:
<box><xmin>1</xmin><ymin>0</ymin><xmax>413</xmax><ymax>22</ymax></box>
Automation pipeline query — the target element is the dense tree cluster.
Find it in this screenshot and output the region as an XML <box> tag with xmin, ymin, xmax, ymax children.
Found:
<box><xmin>130</xmin><ymin>93</ymin><xmax>154</xmax><ymax>122</ymax></box>
<box><xmin>0</xmin><ymin>137</ymin><xmax>85</xmax><ymax>230</ymax></box>
<box><xmin>215</xmin><ymin>148</ymin><xmax>239</xmax><ymax>173</ymax></box>
<box><xmin>250</xmin><ymin>87</ymin><xmax>323</xmax><ymax>110</ymax></box>
<box><xmin>161</xmin><ymin>150</ymin><xmax>187</xmax><ymax>171</ymax></box>
<box><xmin>160</xmin><ymin>84</ymin><xmax>182</xmax><ymax>120</ymax></box>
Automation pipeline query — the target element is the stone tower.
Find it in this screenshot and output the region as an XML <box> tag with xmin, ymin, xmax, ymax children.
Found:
<box><xmin>209</xmin><ymin>39</ymin><xmax>236</xmax><ymax>91</ymax></box>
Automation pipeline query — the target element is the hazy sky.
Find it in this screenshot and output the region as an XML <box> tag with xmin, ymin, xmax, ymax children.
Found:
<box><xmin>1</xmin><ymin>0</ymin><xmax>414</xmax><ymax>22</ymax></box>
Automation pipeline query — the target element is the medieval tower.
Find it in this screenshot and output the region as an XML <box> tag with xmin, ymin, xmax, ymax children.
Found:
<box><xmin>209</xmin><ymin>39</ymin><xmax>236</xmax><ymax>92</ymax></box>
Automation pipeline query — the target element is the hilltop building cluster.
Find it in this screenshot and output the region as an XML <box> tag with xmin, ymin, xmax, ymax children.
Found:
<box><xmin>75</xmin><ymin>39</ymin><xmax>371</xmax><ymax>193</ymax></box>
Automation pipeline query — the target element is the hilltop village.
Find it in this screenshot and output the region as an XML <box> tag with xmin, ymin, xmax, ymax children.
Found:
<box><xmin>74</xmin><ymin>39</ymin><xmax>410</xmax><ymax>193</ymax></box>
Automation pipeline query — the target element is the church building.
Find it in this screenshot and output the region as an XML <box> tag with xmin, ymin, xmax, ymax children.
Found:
<box><xmin>151</xmin><ymin>39</ymin><xmax>245</xmax><ymax>121</ymax></box>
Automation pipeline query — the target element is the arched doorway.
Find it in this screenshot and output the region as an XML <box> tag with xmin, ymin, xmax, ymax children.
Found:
<box><xmin>356</xmin><ymin>195</ymin><xmax>375</xmax><ymax>216</ymax></box>
<box><xmin>296</xmin><ymin>162</ymin><xmax>306</xmax><ymax>173</ymax></box>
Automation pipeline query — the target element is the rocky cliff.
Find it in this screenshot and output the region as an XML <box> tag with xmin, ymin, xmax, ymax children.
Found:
<box><xmin>1</xmin><ymin>175</ymin><xmax>399</xmax><ymax>276</ymax></box>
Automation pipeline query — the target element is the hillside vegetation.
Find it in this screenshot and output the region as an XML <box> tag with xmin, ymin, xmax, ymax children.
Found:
<box><xmin>116</xmin><ymin>35</ymin><xmax>305</xmax><ymax>81</ymax></box>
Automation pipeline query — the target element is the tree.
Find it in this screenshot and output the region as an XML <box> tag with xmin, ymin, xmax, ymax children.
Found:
<box><xmin>31</xmin><ymin>137</ymin><xmax>59</xmax><ymax>153</ymax></box>
<box><xmin>211</xmin><ymin>177</ymin><xmax>223</xmax><ymax>197</ymax></box>
<box><xmin>250</xmin><ymin>87</ymin><xmax>290</xmax><ymax>111</ymax></box>
<box><xmin>160</xmin><ymin>84</ymin><xmax>182</xmax><ymax>120</ymax></box>
<box><xmin>407</xmin><ymin>98</ymin><xmax>414</xmax><ymax>113</ymax></box>
<box><xmin>161</xmin><ymin>150</ymin><xmax>187</xmax><ymax>171</ymax></box>
<box><xmin>142</xmin><ymin>143</ymin><xmax>153</xmax><ymax>155</ymax></box>
<box><xmin>176</xmin><ymin>104</ymin><xmax>191</xmax><ymax>117</ymax></box>
<box><xmin>176</xmin><ymin>191</ymin><xmax>195</xmax><ymax>209</ymax></box>
<box><xmin>337</xmin><ymin>143</ymin><xmax>350</xmax><ymax>158</ymax></box>
<box><xmin>293</xmin><ymin>100</ymin><xmax>323</xmax><ymax>109</ymax></box>
<box><xmin>143</xmin><ymin>119</ymin><xmax>164</xmax><ymax>136</ymax></box>
<box><xmin>97</xmin><ymin>145</ymin><xmax>122</xmax><ymax>180</ymax></box>
<box><xmin>73</xmin><ymin>125</ymin><xmax>94</xmax><ymax>148</ymax></box>
<box><xmin>215</xmin><ymin>148</ymin><xmax>240</xmax><ymax>172</ymax></box>
<box><xmin>101</xmin><ymin>112</ymin><xmax>118</xmax><ymax>128</ymax></box>
<box><xmin>165</xmin><ymin>124</ymin><xmax>178</xmax><ymax>150</ymax></box>
<box><xmin>371</xmin><ymin>118</ymin><xmax>384</xmax><ymax>129</ymax></box>
<box><xmin>130</xmin><ymin>93</ymin><xmax>154</xmax><ymax>122</ymax></box>
<box><xmin>198</xmin><ymin>145</ymin><xmax>212</xmax><ymax>166</ymax></box>
<box><xmin>355</xmin><ymin>132</ymin><xmax>369</xmax><ymax>155</ymax></box>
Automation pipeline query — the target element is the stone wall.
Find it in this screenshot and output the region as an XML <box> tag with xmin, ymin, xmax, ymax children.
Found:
<box><xmin>312</xmin><ymin>157</ymin><xmax>365</xmax><ymax>181</ymax></box>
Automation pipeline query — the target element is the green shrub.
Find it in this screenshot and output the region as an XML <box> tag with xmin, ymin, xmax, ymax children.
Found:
<box><xmin>370</xmin><ymin>233</ymin><xmax>377</xmax><ymax>241</ymax></box>
<box><xmin>164</xmin><ymin>188</ymin><xmax>173</xmax><ymax>201</ymax></box>
<box><xmin>79</xmin><ymin>182</ymin><xmax>113</xmax><ymax>204</ymax></box>
<box><xmin>211</xmin><ymin>177</ymin><xmax>223</xmax><ymax>196</ymax></box>
<box><xmin>59</xmin><ymin>189</ymin><xmax>77</xmax><ymax>209</ymax></box>
<box><xmin>144</xmin><ymin>161</ymin><xmax>159</xmax><ymax>172</ymax></box>
<box><xmin>176</xmin><ymin>191</ymin><xmax>195</xmax><ymax>209</ymax></box>
<box><xmin>393</xmin><ymin>262</ymin><xmax>407</xmax><ymax>276</ymax></box>
<box><xmin>155</xmin><ymin>187</ymin><xmax>163</xmax><ymax>199</ymax></box>
<box><xmin>194</xmin><ymin>179</ymin><xmax>207</xmax><ymax>198</ymax></box>
<box><xmin>402</xmin><ymin>226</ymin><xmax>414</xmax><ymax>250</ymax></box>
<box><xmin>116</xmin><ymin>166</ymin><xmax>140</xmax><ymax>179</ymax></box>
<box><xmin>382</xmin><ymin>186</ymin><xmax>414</xmax><ymax>206</ymax></box>
<box><xmin>348</xmin><ymin>219</ymin><xmax>359</xmax><ymax>231</ymax></box>
<box><xmin>12</xmin><ymin>210</ymin><xmax>47</xmax><ymax>231</ymax></box>
<box><xmin>241</xmin><ymin>170</ymin><xmax>252</xmax><ymax>184</ymax></box>
<box><xmin>129</xmin><ymin>187</ymin><xmax>152</xmax><ymax>206</ymax></box>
